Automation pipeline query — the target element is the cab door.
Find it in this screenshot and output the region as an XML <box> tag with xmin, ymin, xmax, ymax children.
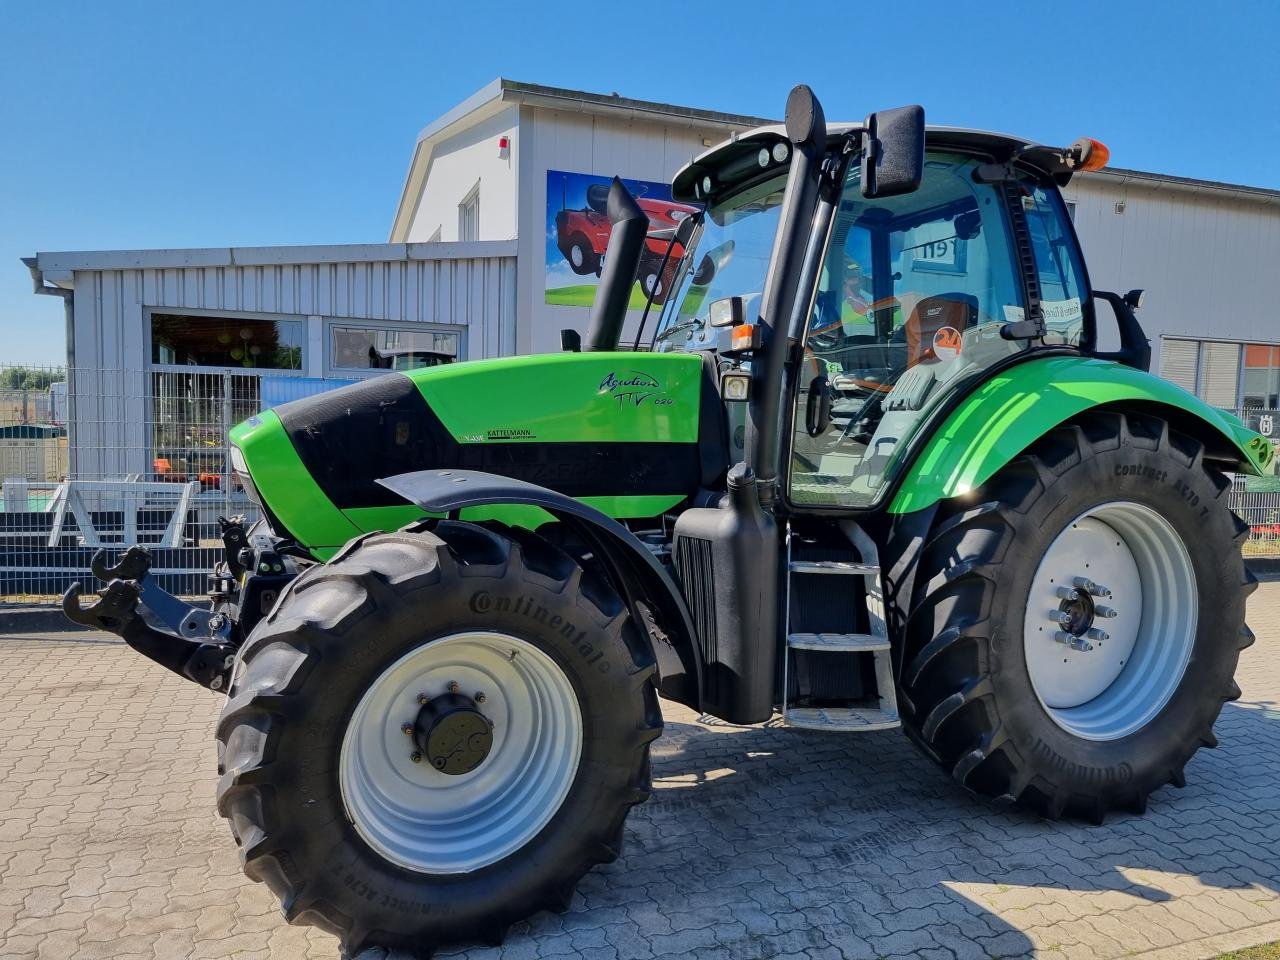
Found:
<box><xmin>785</xmin><ymin>151</ymin><xmax>1033</xmax><ymax>511</ymax></box>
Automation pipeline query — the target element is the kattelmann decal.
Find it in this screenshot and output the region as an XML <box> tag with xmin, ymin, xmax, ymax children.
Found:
<box><xmin>485</xmin><ymin>428</ymin><xmax>535</xmax><ymax>440</ymax></box>
<box><xmin>598</xmin><ymin>370</ymin><xmax>672</xmax><ymax>409</ymax></box>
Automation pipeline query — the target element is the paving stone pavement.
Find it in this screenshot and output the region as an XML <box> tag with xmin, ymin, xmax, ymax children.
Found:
<box><xmin>3</xmin><ymin>585</ymin><xmax>1280</xmax><ymax>960</ymax></box>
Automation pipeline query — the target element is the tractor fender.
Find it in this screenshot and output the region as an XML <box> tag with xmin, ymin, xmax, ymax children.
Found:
<box><xmin>890</xmin><ymin>355</ymin><xmax>1273</xmax><ymax>514</ymax></box>
<box><xmin>378</xmin><ymin>469</ymin><xmax>703</xmax><ymax>711</ymax></box>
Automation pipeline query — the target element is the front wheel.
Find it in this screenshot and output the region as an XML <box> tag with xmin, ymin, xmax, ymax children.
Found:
<box><xmin>216</xmin><ymin>522</ymin><xmax>660</xmax><ymax>954</ymax></box>
<box><xmin>897</xmin><ymin>410</ymin><xmax>1255</xmax><ymax>820</ymax></box>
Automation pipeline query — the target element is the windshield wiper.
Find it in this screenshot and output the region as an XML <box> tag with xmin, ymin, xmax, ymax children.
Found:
<box><xmin>654</xmin><ymin>317</ymin><xmax>705</xmax><ymax>343</ymax></box>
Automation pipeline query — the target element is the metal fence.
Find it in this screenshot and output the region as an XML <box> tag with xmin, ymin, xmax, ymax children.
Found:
<box><xmin>4</xmin><ymin>366</ymin><xmax>1280</xmax><ymax>606</ymax></box>
<box><xmin>0</xmin><ymin>363</ymin><xmax>361</xmax><ymax>603</ymax></box>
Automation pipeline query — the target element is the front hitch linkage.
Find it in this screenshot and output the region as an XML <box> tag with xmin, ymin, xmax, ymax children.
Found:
<box><xmin>63</xmin><ymin>545</ymin><xmax>237</xmax><ymax>694</ymax></box>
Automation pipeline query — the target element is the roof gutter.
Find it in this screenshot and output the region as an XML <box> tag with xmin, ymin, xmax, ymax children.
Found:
<box><xmin>22</xmin><ymin>256</ymin><xmax>77</xmax><ymax>475</ymax></box>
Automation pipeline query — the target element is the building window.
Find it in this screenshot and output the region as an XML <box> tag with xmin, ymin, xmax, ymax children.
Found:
<box><xmin>458</xmin><ymin>183</ymin><xmax>480</xmax><ymax>242</ymax></box>
<box><xmin>1160</xmin><ymin>337</ymin><xmax>1280</xmax><ymax>411</ymax></box>
<box><xmin>1199</xmin><ymin>341</ymin><xmax>1241</xmax><ymax>409</ymax></box>
<box><xmin>1243</xmin><ymin>344</ymin><xmax>1280</xmax><ymax>410</ymax></box>
<box><xmin>151</xmin><ymin>314</ymin><xmax>303</xmax><ymax>370</ymax></box>
<box><xmin>330</xmin><ymin>325</ymin><xmax>460</xmax><ymax>372</ymax></box>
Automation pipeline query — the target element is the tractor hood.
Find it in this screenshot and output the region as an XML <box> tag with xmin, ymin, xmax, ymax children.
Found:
<box><xmin>228</xmin><ymin>352</ymin><xmax>722</xmax><ymax>559</ymax></box>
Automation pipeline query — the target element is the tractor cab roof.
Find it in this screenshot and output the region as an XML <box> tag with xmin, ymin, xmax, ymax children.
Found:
<box><xmin>672</xmin><ymin>123</ymin><xmax>1076</xmax><ymax>203</ymax></box>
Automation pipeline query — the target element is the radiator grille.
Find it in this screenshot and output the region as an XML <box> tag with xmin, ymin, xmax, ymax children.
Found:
<box><xmin>673</xmin><ymin>535</ymin><xmax>717</xmax><ymax>666</ymax></box>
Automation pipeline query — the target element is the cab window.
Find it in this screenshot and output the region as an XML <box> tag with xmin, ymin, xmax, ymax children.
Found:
<box><xmin>1021</xmin><ymin>183</ymin><xmax>1091</xmax><ymax>348</ymax></box>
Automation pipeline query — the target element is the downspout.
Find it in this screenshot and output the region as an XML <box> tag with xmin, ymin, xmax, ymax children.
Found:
<box><xmin>22</xmin><ymin>257</ymin><xmax>77</xmax><ymax>477</ymax></box>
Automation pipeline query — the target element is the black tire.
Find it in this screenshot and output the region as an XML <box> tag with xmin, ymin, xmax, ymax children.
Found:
<box><xmin>563</xmin><ymin>234</ymin><xmax>599</xmax><ymax>276</ymax></box>
<box><xmin>216</xmin><ymin>521</ymin><xmax>661</xmax><ymax>954</ymax></box>
<box><xmin>896</xmin><ymin>409</ymin><xmax>1256</xmax><ymax>821</ymax></box>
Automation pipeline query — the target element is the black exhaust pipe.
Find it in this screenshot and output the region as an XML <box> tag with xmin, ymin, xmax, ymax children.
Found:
<box><xmin>584</xmin><ymin>178</ymin><xmax>649</xmax><ymax>352</ymax></box>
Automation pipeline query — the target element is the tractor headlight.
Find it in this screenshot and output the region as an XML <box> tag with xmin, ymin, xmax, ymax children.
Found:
<box><xmin>229</xmin><ymin>444</ymin><xmax>262</xmax><ymax>506</ymax></box>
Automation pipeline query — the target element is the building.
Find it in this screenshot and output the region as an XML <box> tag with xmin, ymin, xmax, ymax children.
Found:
<box><xmin>23</xmin><ymin>78</ymin><xmax>1280</xmax><ymax>483</ymax></box>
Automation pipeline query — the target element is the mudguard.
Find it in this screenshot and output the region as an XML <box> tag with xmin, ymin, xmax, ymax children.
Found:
<box><xmin>890</xmin><ymin>355</ymin><xmax>1273</xmax><ymax>514</ymax></box>
<box><xmin>379</xmin><ymin>469</ymin><xmax>703</xmax><ymax>710</ymax></box>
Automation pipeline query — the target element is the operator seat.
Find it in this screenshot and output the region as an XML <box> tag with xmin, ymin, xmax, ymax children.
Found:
<box><xmin>902</xmin><ymin>293</ymin><xmax>979</xmax><ymax>367</ymax></box>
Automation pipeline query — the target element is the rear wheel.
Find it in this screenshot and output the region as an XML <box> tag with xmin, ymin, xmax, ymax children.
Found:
<box><xmin>216</xmin><ymin>522</ymin><xmax>660</xmax><ymax>954</ymax></box>
<box><xmin>564</xmin><ymin>234</ymin><xmax>599</xmax><ymax>276</ymax></box>
<box><xmin>897</xmin><ymin>410</ymin><xmax>1255</xmax><ymax>820</ymax></box>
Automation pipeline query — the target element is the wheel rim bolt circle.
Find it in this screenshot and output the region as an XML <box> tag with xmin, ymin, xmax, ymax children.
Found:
<box><xmin>475</xmin><ymin>692</ymin><xmax>486</xmax><ymax>704</ymax></box>
<box><xmin>447</xmin><ymin>680</ymin><xmax>460</xmax><ymax>693</ymax></box>
<box><xmin>401</xmin><ymin>722</ymin><xmax>414</xmax><ymax>735</ymax></box>
<box><xmin>409</xmin><ymin>751</ymin><xmax>423</xmax><ymax>763</ymax></box>
<box><xmin>416</xmin><ymin>692</ymin><xmax>429</xmax><ymax>705</ymax></box>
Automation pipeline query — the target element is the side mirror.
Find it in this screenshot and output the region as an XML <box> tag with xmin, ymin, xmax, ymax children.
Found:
<box><xmin>1123</xmin><ymin>288</ymin><xmax>1146</xmax><ymax>310</ymax></box>
<box><xmin>560</xmin><ymin>328</ymin><xmax>582</xmax><ymax>352</ymax></box>
<box><xmin>861</xmin><ymin>104</ymin><xmax>925</xmax><ymax>199</ymax></box>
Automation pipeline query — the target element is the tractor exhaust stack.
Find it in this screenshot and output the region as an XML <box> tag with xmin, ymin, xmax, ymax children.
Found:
<box><xmin>584</xmin><ymin>178</ymin><xmax>648</xmax><ymax>351</ymax></box>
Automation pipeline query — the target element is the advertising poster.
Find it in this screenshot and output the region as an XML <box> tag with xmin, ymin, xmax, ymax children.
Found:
<box><xmin>544</xmin><ymin>169</ymin><xmax>700</xmax><ymax>308</ymax></box>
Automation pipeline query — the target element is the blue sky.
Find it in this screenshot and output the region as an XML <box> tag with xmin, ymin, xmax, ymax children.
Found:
<box><xmin>3</xmin><ymin>0</ymin><xmax>1277</xmax><ymax>364</ymax></box>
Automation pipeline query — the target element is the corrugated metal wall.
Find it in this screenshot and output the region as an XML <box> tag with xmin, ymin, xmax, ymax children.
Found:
<box><xmin>62</xmin><ymin>243</ymin><xmax>517</xmax><ymax>480</ymax></box>
<box><xmin>1063</xmin><ymin>176</ymin><xmax>1280</xmax><ymax>368</ymax></box>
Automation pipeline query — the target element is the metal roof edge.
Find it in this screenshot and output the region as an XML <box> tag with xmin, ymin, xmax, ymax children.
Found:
<box><xmin>34</xmin><ymin>240</ymin><xmax>519</xmax><ymax>273</ymax></box>
<box><xmin>1077</xmin><ymin>166</ymin><xmax>1280</xmax><ymax>206</ymax></box>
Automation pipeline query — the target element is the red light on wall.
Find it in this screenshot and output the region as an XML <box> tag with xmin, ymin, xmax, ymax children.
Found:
<box><xmin>498</xmin><ymin>135</ymin><xmax>511</xmax><ymax>158</ymax></box>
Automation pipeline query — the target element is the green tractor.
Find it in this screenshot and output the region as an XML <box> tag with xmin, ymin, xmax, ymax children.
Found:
<box><xmin>66</xmin><ymin>85</ymin><xmax>1271</xmax><ymax>955</ymax></box>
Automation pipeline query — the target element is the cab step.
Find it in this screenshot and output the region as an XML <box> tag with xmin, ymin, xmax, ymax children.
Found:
<box><xmin>782</xmin><ymin>521</ymin><xmax>900</xmax><ymax>733</ymax></box>
<box><xmin>783</xmin><ymin>706</ymin><xmax>900</xmax><ymax>731</ymax></box>
<box><xmin>787</xmin><ymin>559</ymin><xmax>878</xmax><ymax>576</ymax></box>
<box><xmin>787</xmin><ymin>632</ymin><xmax>888</xmax><ymax>653</ymax></box>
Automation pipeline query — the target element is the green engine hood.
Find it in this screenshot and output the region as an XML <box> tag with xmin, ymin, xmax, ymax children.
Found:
<box><xmin>230</xmin><ymin>351</ymin><xmax>712</xmax><ymax>558</ymax></box>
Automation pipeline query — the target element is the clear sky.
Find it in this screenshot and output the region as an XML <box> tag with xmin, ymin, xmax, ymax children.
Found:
<box><xmin>3</xmin><ymin>0</ymin><xmax>1277</xmax><ymax>364</ymax></box>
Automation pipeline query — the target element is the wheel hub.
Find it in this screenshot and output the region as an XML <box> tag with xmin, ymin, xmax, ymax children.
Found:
<box><xmin>413</xmin><ymin>692</ymin><xmax>493</xmax><ymax>775</ymax></box>
<box><xmin>1057</xmin><ymin>590</ymin><xmax>1095</xmax><ymax>637</ymax></box>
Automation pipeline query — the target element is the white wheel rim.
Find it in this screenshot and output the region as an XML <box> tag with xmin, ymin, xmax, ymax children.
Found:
<box><xmin>1022</xmin><ymin>501</ymin><xmax>1197</xmax><ymax>741</ymax></box>
<box><xmin>339</xmin><ymin>632</ymin><xmax>582</xmax><ymax>874</ymax></box>
<box><xmin>570</xmin><ymin>244</ymin><xmax>584</xmax><ymax>267</ymax></box>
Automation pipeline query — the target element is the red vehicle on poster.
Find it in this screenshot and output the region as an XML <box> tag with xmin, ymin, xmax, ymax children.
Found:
<box><xmin>554</xmin><ymin>182</ymin><xmax>699</xmax><ymax>301</ymax></box>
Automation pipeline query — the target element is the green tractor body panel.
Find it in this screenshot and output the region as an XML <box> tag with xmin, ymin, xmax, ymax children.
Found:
<box><xmin>889</xmin><ymin>355</ymin><xmax>1273</xmax><ymax>514</ymax></box>
<box><xmin>229</xmin><ymin>352</ymin><xmax>709</xmax><ymax>559</ymax></box>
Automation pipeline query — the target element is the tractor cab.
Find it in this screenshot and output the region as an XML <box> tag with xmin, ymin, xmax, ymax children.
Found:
<box><xmin>653</xmin><ymin>118</ymin><xmax>1104</xmax><ymax>511</ymax></box>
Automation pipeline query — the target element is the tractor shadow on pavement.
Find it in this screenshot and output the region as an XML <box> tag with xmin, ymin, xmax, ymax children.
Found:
<box><xmin>444</xmin><ymin>692</ymin><xmax>1280</xmax><ymax>960</ymax></box>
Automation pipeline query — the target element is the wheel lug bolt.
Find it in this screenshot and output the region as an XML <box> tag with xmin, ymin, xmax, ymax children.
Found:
<box><xmin>1095</xmin><ymin>605</ymin><xmax>1118</xmax><ymax>619</ymax></box>
<box><xmin>447</xmin><ymin>680</ymin><xmax>460</xmax><ymax>693</ymax></box>
<box><xmin>401</xmin><ymin>722</ymin><xmax>414</xmax><ymax>735</ymax></box>
<box><xmin>417</xmin><ymin>692</ymin><xmax>429</xmax><ymax>705</ymax></box>
<box><xmin>1053</xmin><ymin>631</ymin><xmax>1073</xmax><ymax>645</ymax></box>
<box><xmin>1055</xmin><ymin>587</ymin><xmax>1080</xmax><ymax>601</ymax></box>
<box><xmin>410</xmin><ymin>752</ymin><xmax>423</xmax><ymax>763</ymax></box>
<box><xmin>1086</xmin><ymin>628</ymin><xmax>1109</xmax><ymax>642</ymax></box>
<box><xmin>1074</xmin><ymin>577</ymin><xmax>1112</xmax><ymax>598</ymax></box>
<box><xmin>1048</xmin><ymin>610</ymin><xmax>1072</xmax><ymax>624</ymax></box>
<box><xmin>475</xmin><ymin>692</ymin><xmax>486</xmax><ymax>704</ymax></box>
